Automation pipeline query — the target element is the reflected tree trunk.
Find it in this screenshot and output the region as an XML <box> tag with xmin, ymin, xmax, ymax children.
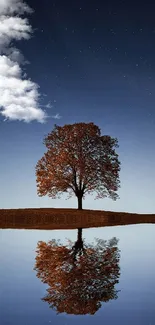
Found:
<box><xmin>77</xmin><ymin>228</ymin><xmax>82</xmax><ymax>243</ymax></box>
<box><xmin>72</xmin><ymin>228</ymin><xmax>84</xmax><ymax>260</ymax></box>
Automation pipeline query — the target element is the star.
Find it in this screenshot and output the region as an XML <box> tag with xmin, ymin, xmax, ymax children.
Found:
<box><xmin>110</xmin><ymin>29</ymin><xmax>116</xmax><ymax>35</ymax></box>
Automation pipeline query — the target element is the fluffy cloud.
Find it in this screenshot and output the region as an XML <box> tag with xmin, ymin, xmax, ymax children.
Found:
<box><xmin>0</xmin><ymin>0</ymin><xmax>32</xmax><ymax>16</ymax></box>
<box><xmin>0</xmin><ymin>0</ymin><xmax>47</xmax><ymax>123</ymax></box>
<box><xmin>0</xmin><ymin>16</ymin><xmax>32</xmax><ymax>46</ymax></box>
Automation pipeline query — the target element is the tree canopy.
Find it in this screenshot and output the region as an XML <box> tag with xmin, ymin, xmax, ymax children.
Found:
<box><xmin>36</xmin><ymin>122</ymin><xmax>121</xmax><ymax>209</ymax></box>
<box><xmin>34</xmin><ymin>232</ymin><xmax>120</xmax><ymax>315</ymax></box>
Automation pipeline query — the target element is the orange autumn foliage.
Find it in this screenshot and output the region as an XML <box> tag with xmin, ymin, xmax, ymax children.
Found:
<box><xmin>35</xmin><ymin>122</ymin><xmax>121</xmax><ymax>209</ymax></box>
<box><xmin>34</xmin><ymin>233</ymin><xmax>120</xmax><ymax>315</ymax></box>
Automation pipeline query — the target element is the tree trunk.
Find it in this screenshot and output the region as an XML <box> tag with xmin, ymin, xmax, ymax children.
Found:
<box><xmin>77</xmin><ymin>195</ymin><xmax>82</xmax><ymax>210</ymax></box>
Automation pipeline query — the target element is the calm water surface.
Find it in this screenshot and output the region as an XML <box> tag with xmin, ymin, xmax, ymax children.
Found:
<box><xmin>0</xmin><ymin>224</ymin><xmax>155</xmax><ymax>324</ymax></box>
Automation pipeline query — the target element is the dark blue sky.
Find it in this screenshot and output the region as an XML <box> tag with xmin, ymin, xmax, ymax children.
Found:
<box><xmin>0</xmin><ymin>0</ymin><xmax>155</xmax><ymax>212</ymax></box>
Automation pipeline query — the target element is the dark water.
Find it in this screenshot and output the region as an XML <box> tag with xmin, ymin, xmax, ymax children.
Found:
<box><xmin>0</xmin><ymin>224</ymin><xmax>155</xmax><ymax>324</ymax></box>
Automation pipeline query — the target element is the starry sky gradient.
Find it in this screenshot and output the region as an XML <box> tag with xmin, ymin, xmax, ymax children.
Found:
<box><xmin>0</xmin><ymin>0</ymin><xmax>155</xmax><ymax>212</ymax></box>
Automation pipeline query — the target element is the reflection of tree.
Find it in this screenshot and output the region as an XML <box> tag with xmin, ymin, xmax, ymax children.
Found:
<box><xmin>34</xmin><ymin>229</ymin><xmax>120</xmax><ymax>315</ymax></box>
<box><xmin>72</xmin><ymin>228</ymin><xmax>85</xmax><ymax>260</ymax></box>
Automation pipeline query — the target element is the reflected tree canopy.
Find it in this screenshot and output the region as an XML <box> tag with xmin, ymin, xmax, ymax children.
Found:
<box><xmin>34</xmin><ymin>228</ymin><xmax>120</xmax><ymax>315</ymax></box>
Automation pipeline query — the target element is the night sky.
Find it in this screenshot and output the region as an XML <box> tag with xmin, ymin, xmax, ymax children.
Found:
<box><xmin>0</xmin><ymin>0</ymin><xmax>155</xmax><ymax>212</ymax></box>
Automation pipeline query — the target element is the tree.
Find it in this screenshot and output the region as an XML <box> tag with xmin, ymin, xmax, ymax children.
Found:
<box><xmin>35</xmin><ymin>122</ymin><xmax>121</xmax><ymax>209</ymax></box>
<box><xmin>34</xmin><ymin>232</ymin><xmax>120</xmax><ymax>315</ymax></box>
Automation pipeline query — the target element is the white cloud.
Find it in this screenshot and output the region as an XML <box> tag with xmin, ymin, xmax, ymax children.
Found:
<box><xmin>45</xmin><ymin>102</ymin><xmax>53</xmax><ymax>109</ymax></box>
<box><xmin>0</xmin><ymin>0</ymin><xmax>32</xmax><ymax>15</ymax></box>
<box><xmin>0</xmin><ymin>16</ymin><xmax>32</xmax><ymax>46</ymax></box>
<box><xmin>0</xmin><ymin>0</ymin><xmax>47</xmax><ymax>123</ymax></box>
<box><xmin>4</xmin><ymin>47</ymin><xmax>26</xmax><ymax>64</ymax></box>
<box><xmin>52</xmin><ymin>113</ymin><xmax>62</xmax><ymax>119</ymax></box>
<box><xmin>0</xmin><ymin>56</ymin><xmax>46</xmax><ymax>123</ymax></box>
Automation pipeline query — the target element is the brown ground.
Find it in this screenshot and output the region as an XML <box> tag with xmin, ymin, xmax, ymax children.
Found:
<box><xmin>0</xmin><ymin>208</ymin><xmax>155</xmax><ymax>230</ymax></box>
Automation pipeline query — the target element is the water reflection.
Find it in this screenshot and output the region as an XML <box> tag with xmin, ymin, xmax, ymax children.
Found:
<box><xmin>34</xmin><ymin>228</ymin><xmax>121</xmax><ymax>315</ymax></box>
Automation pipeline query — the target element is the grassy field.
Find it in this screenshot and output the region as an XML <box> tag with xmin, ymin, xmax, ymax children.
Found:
<box><xmin>0</xmin><ymin>208</ymin><xmax>155</xmax><ymax>230</ymax></box>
